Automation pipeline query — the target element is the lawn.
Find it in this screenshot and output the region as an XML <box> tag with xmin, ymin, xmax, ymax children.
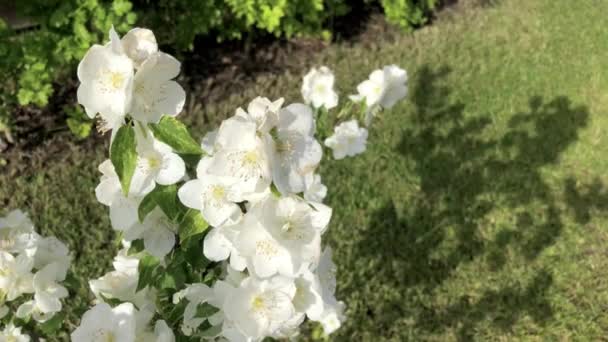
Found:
<box><xmin>3</xmin><ymin>0</ymin><xmax>608</xmax><ymax>340</ymax></box>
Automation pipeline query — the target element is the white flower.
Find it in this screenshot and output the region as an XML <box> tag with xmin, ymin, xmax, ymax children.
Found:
<box><xmin>172</xmin><ymin>283</ymin><xmax>214</xmax><ymax>336</ymax></box>
<box><xmin>95</xmin><ymin>159</ymin><xmax>153</xmax><ymax>231</ymax></box>
<box><xmin>271</xmin><ymin>104</ymin><xmax>322</xmax><ymax>194</ymax></box>
<box><xmin>236</xmin><ymin>196</ymin><xmax>325</xmax><ymax>278</ymax></box>
<box><xmin>121</xmin><ymin>28</ymin><xmax>158</xmax><ymax>68</ymax></box>
<box><xmin>16</xmin><ymin>265</ymin><xmax>68</xmax><ymax>323</ymax></box>
<box><xmin>304</xmin><ymin>174</ymin><xmax>327</xmax><ymax>203</ymax></box>
<box><xmin>32</xmin><ymin>262</ymin><xmax>68</xmax><ymax>317</ymax></box>
<box><xmin>351</xmin><ymin>64</ymin><xmax>407</xmax><ymax>110</ymax></box>
<box><xmin>90</xmin><ymin>251</ymin><xmax>139</xmax><ymax>302</ymax></box>
<box><xmin>152</xmin><ymin>320</ymin><xmax>175</xmax><ymax>342</ymax></box>
<box><xmin>71</xmin><ymin>302</ymin><xmax>137</xmax><ymax>342</ymax></box>
<box><xmin>130</xmin><ymin>52</ymin><xmax>186</xmax><ymax>124</ymax></box>
<box><xmin>0</xmin><ymin>210</ymin><xmax>38</xmax><ymax>254</ymax></box>
<box><xmin>236</xmin><ymin>97</ymin><xmax>284</xmax><ymax>133</ymax></box>
<box><xmin>207</xmin><ymin>116</ymin><xmax>272</xmax><ymax>200</ymax></box>
<box><xmin>310</xmin><ymin>247</ymin><xmax>345</xmax><ymax>334</ymax></box>
<box><xmin>235</xmin><ymin>210</ymin><xmax>295</xmax><ymax>278</ymax></box>
<box><xmin>324</xmin><ymin>119</ymin><xmax>368</xmax><ymax>160</ymax></box>
<box><xmin>203</xmin><ymin>224</ymin><xmax>247</xmax><ymax>272</ymax></box>
<box><xmin>0</xmin><ymin>210</ymin><xmax>34</xmax><ymax>234</ymax></box>
<box><xmin>124</xmin><ymin>208</ymin><xmax>176</xmax><ymax>258</ymax></box>
<box><xmin>178</xmin><ymin>158</ymin><xmax>242</xmax><ymax>227</ymax></box>
<box><xmin>0</xmin><ymin>323</ymin><xmax>30</xmax><ymax>342</ymax></box>
<box><xmin>77</xmin><ymin>27</ymin><xmax>134</xmax><ymax>131</ymax></box>
<box><xmin>223</xmin><ymin>275</ymin><xmax>297</xmax><ymax>340</ymax></box>
<box><xmin>200</xmin><ymin>129</ymin><xmax>218</xmax><ymax>155</ymax></box>
<box><xmin>31</xmin><ymin>236</ymin><xmax>70</xmax><ymax>274</ymax></box>
<box><xmin>136</xmin><ymin>130</ymin><xmax>186</xmax><ymax>189</ymax></box>
<box><xmin>0</xmin><ymin>251</ymin><xmax>34</xmax><ymax>300</ymax></box>
<box><xmin>301</xmin><ymin>66</ymin><xmax>338</xmax><ymax>110</ymax></box>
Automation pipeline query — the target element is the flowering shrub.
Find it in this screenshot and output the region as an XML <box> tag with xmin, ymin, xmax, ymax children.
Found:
<box><xmin>0</xmin><ymin>209</ymin><xmax>72</xmax><ymax>340</ymax></box>
<box><xmin>68</xmin><ymin>26</ymin><xmax>407</xmax><ymax>341</ymax></box>
<box><xmin>0</xmin><ymin>23</ymin><xmax>407</xmax><ymax>340</ymax></box>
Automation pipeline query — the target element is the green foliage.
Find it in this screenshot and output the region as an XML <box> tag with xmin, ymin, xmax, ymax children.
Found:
<box><xmin>137</xmin><ymin>253</ymin><xmax>161</xmax><ymax>291</ymax></box>
<box><xmin>149</xmin><ymin>116</ymin><xmax>204</xmax><ymax>155</ymax></box>
<box><xmin>0</xmin><ymin>0</ymin><xmax>136</xmax><ymax>137</ymax></box>
<box><xmin>1</xmin><ymin>0</ymin><xmax>436</xmax><ymax>140</ymax></box>
<box><xmin>137</xmin><ymin>0</ymin><xmax>349</xmax><ymax>50</ymax></box>
<box><xmin>65</xmin><ymin>105</ymin><xmax>93</xmax><ymax>139</ymax></box>
<box><xmin>380</xmin><ymin>0</ymin><xmax>438</xmax><ymax>30</ymax></box>
<box><xmin>110</xmin><ymin>124</ymin><xmax>137</xmax><ymax>195</ymax></box>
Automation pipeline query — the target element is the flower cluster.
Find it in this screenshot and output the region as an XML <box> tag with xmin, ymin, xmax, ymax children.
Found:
<box><xmin>78</xmin><ymin>27</ymin><xmax>185</xmax><ymax>132</ymax></box>
<box><xmin>73</xmin><ymin>26</ymin><xmax>408</xmax><ymax>341</ymax></box>
<box><xmin>0</xmin><ymin>209</ymin><xmax>71</xmax><ymax>340</ymax></box>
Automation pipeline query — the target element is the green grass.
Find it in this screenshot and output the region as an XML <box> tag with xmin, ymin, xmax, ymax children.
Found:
<box><xmin>3</xmin><ymin>0</ymin><xmax>608</xmax><ymax>340</ymax></box>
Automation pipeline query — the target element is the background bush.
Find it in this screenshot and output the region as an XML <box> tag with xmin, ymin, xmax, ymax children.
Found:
<box><xmin>0</xmin><ymin>0</ymin><xmax>438</xmax><ymax>140</ymax></box>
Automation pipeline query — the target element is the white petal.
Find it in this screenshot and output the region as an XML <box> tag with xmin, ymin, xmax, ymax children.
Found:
<box><xmin>178</xmin><ymin>180</ymin><xmax>204</xmax><ymax>210</ymax></box>
<box><xmin>278</xmin><ymin>103</ymin><xmax>315</xmax><ymax>137</ymax></box>
<box><xmin>203</xmin><ymin>228</ymin><xmax>231</xmax><ymax>261</ymax></box>
<box><xmin>144</xmin><ymin>226</ymin><xmax>175</xmax><ymax>258</ymax></box>
<box><xmin>156</xmin><ymin>152</ymin><xmax>185</xmax><ymax>185</ymax></box>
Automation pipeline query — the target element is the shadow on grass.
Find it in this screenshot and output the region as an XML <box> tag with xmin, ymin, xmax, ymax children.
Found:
<box><xmin>351</xmin><ymin>65</ymin><xmax>593</xmax><ymax>339</ymax></box>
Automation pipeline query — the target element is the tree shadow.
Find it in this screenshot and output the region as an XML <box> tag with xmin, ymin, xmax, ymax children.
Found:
<box><xmin>349</xmin><ymin>65</ymin><xmax>596</xmax><ymax>338</ymax></box>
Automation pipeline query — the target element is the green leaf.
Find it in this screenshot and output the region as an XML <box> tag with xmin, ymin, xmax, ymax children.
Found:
<box><xmin>198</xmin><ymin>325</ymin><xmax>222</xmax><ymax>338</ymax></box>
<box><xmin>63</xmin><ymin>272</ymin><xmax>80</xmax><ymax>292</ymax></box>
<box><xmin>270</xmin><ymin>183</ymin><xmax>281</xmax><ymax>197</ymax></box>
<box><xmin>128</xmin><ymin>239</ymin><xmax>145</xmax><ymax>255</ymax></box>
<box><xmin>137</xmin><ymin>254</ymin><xmax>161</xmax><ymax>292</ymax></box>
<box><xmin>111</xmin><ymin>124</ymin><xmax>138</xmax><ymax>196</ymax></box>
<box><xmin>154</xmin><ymin>184</ymin><xmax>181</xmax><ymax>221</ymax></box>
<box><xmin>179</xmin><ymin>210</ymin><xmax>209</xmax><ymax>243</ymax></box>
<box><xmin>138</xmin><ymin>192</ymin><xmax>158</xmax><ymax>222</ymax></box>
<box><xmin>66</xmin><ymin>118</ymin><xmax>92</xmax><ymax>139</ymax></box>
<box><xmin>160</xmin><ymin>261</ymin><xmax>187</xmax><ymax>289</ymax></box>
<box><xmin>149</xmin><ymin>116</ymin><xmax>203</xmax><ymax>155</ymax></box>
<box><xmin>195</xmin><ymin>302</ymin><xmax>219</xmax><ymax>318</ymax></box>
<box><xmin>182</xmin><ymin>235</ymin><xmax>210</xmax><ymax>270</ymax></box>
<box><xmin>38</xmin><ymin>312</ymin><xmax>65</xmax><ymax>335</ymax></box>
<box><xmin>138</xmin><ymin>184</ymin><xmax>181</xmax><ymax>222</ymax></box>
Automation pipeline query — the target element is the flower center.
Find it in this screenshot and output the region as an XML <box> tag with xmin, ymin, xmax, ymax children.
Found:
<box><xmin>252</xmin><ymin>295</ymin><xmax>266</xmax><ymax>311</ymax></box>
<box><xmin>147</xmin><ymin>156</ymin><xmax>161</xmax><ymax>169</ymax></box>
<box><xmin>211</xmin><ymin>185</ymin><xmax>226</xmax><ymax>201</ymax></box>
<box><xmin>243</xmin><ymin>150</ymin><xmax>259</xmax><ymax>165</ymax></box>
<box><xmin>93</xmin><ymin>329</ymin><xmax>116</xmax><ymax>342</ymax></box>
<box><xmin>108</xmin><ymin>72</ymin><xmax>125</xmax><ymax>90</ymax></box>
<box><xmin>314</xmin><ymin>83</ymin><xmax>327</xmax><ymax>94</ymax></box>
<box><xmin>255</xmin><ymin>240</ymin><xmax>278</xmax><ymax>257</ymax></box>
<box><xmin>373</xmin><ymin>85</ymin><xmax>383</xmax><ymax>96</ymax></box>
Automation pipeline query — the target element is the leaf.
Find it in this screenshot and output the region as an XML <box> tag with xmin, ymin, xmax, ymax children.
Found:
<box><xmin>197</xmin><ymin>325</ymin><xmax>222</xmax><ymax>339</ymax></box>
<box><xmin>137</xmin><ymin>254</ymin><xmax>161</xmax><ymax>292</ymax></box>
<box><xmin>182</xmin><ymin>235</ymin><xmax>210</xmax><ymax>270</ymax></box>
<box><xmin>195</xmin><ymin>302</ymin><xmax>219</xmax><ymax>319</ymax></box>
<box><xmin>128</xmin><ymin>239</ymin><xmax>145</xmax><ymax>255</ymax></box>
<box><xmin>111</xmin><ymin>124</ymin><xmax>138</xmax><ymax>196</ymax></box>
<box><xmin>67</xmin><ymin>117</ymin><xmax>92</xmax><ymax>139</ymax></box>
<box><xmin>154</xmin><ymin>184</ymin><xmax>181</xmax><ymax>221</ymax></box>
<box><xmin>270</xmin><ymin>183</ymin><xmax>281</xmax><ymax>197</ymax></box>
<box><xmin>38</xmin><ymin>312</ymin><xmax>65</xmax><ymax>335</ymax></box>
<box><xmin>138</xmin><ymin>192</ymin><xmax>158</xmax><ymax>222</ymax></box>
<box><xmin>138</xmin><ymin>184</ymin><xmax>181</xmax><ymax>222</ymax></box>
<box><xmin>149</xmin><ymin>116</ymin><xmax>203</xmax><ymax>155</ymax></box>
<box><xmin>179</xmin><ymin>210</ymin><xmax>209</xmax><ymax>243</ymax></box>
<box><xmin>160</xmin><ymin>262</ymin><xmax>187</xmax><ymax>289</ymax></box>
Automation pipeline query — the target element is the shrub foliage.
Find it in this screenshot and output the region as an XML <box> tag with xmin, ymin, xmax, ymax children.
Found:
<box><xmin>0</xmin><ymin>0</ymin><xmax>437</xmax><ymax>138</ymax></box>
